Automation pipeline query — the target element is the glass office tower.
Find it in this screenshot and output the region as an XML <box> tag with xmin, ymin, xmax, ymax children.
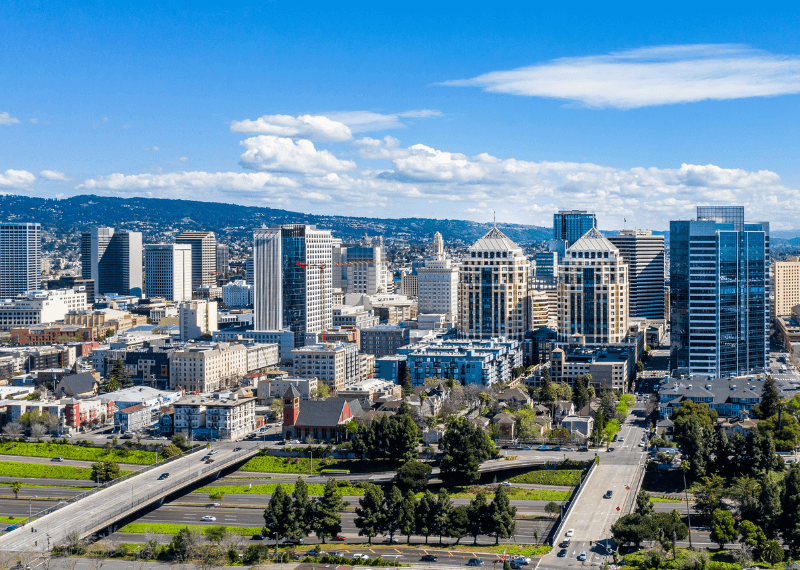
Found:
<box><xmin>670</xmin><ymin>206</ymin><xmax>769</xmax><ymax>376</ymax></box>
<box><xmin>553</xmin><ymin>210</ymin><xmax>597</xmax><ymax>247</ymax></box>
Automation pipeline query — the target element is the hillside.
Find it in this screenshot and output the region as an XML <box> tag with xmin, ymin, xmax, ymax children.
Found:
<box><xmin>0</xmin><ymin>195</ymin><xmax>552</xmax><ymax>245</ymax></box>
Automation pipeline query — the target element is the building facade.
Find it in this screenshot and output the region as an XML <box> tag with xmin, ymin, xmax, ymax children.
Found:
<box><xmin>222</xmin><ymin>279</ymin><xmax>253</xmax><ymax>307</ymax></box>
<box><xmin>332</xmin><ymin>235</ymin><xmax>390</xmax><ymax>295</ymax></box>
<box><xmin>417</xmin><ymin>234</ymin><xmax>459</xmax><ymax>319</ymax></box>
<box><xmin>169</xmin><ymin>342</ymin><xmax>248</xmax><ymax>393</ymax></box>
<box><xmin>670</xmin><ymin>206</ymin><xmax>769</xmax><ymax>376</ymax></box>
<box><xmin>175</xmin><ymin>231</ymin><xmax>217</xmax><ymax>292</ymax></box>
<box><xmin>0</xmin><ymin>222</ymin><xmax>41</xmax><ymax>299</ymax></box>
<box><xmin>553</xmin><ymin>210</ymin><xmax>597</xmax><ymax>248</ymax></box>
<box><xmin>458</xmin><ymin>227</ymin><xmax>530</xmax><ymax>340</ymax></box>
<box><xmin>773</xmin><ymin>257</ymin><xmax>800</xmax><ymax>318</ymax></box>
<box><xmin>608</xmin><ymin>230</ymin><xmax>665</xmax><ymax>319</ymax></box>
<box><xmin>144</xmin><ymin>244</ymin><xmax>192</xmax><ymax>302</ymax></box>
<box><xmin>0</xmin><ymin>289</ymin><xmax>88</xmax><ymax>331</ymax></box>
<box><xmin>360</xmin><ymin>325</ymin><xmax>411</xmax><ymax>357</ymax></box>
<box><xmin>558</xmin><ymin>228</ymin><xmax>629</xmax><ymax>344</ymax></box>
<box><xmin>179</xmin><ymin>300</ymin><xmax>218</xmax><ymax>340</ymax></box>
<box><xmin>292</xmin><ymin>342</ymin><xmax>360</xmax><ymax>393</ymax></box>
<box><xmin>81</xmin><ymin>227</ymin><xmax>143</xmax><ymax>297</ymax></box>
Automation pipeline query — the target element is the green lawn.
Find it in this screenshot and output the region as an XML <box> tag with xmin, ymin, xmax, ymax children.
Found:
<box><xmin>449</xmin><ymin>488</ymin><xmax>572</xmax><ymax>501</ymax></box>
<box><xmin>0</xmin><ymin>442</ymin><xmax>157</xmax><ymax>465</ymax></box>
<box><xmin>506</xmin><ymin>469</ymin><xmax>581</xmax><ymax>486</ymax></box>
<box><xmin>118</xmin><ymin>522</ymin><xmax>262</xmax><ymax>536</ymax></box>
<box><xmin>0</xmin><ymin>460</ymin><xmax>131</xmax><ymax>480</ymax></box>
<box><xmin>194</xmin><ymin>482</ymin><xmax>366</xmax><ymax>496</ymax></box>
<box><xmin>238</xmin><ymin>454</ymin><xmax>400</xmax><ymax>474</ymax></box>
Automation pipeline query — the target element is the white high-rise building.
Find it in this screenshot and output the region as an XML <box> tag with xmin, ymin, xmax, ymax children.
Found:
<box><xmin>175</xmin><ymin>231</ymin><xmax>217</xmax><ymax>291</ymax></box>
<box><xmin>331</xmin><ymin>235</ymin><xmax>390</xmax><ymax>295</ymax></box>
<box><xmin>253</xmin><ymin>225</ymin><xmax>333</xmax><ymax>347</ymax></box>
<box><xmin>417</xmin><ymin>232</ymin><xmax>459</xmax><ymax>320</ymax></box>
<box><xmin>458</xmin><ymin>227</ymin><xmax>530</xmax><ymax>340</ymax></box>
<box><xmin>144</xmin><ymin>244</ymin><xmax>192</xmax><ymax>301</ymax></box>
<box><xmin>608</xmin><ymin>230</ymin><xmax>665</xmax><ymax>319</ymax></box>
<box><xmin>0</xmin><ymin>223</ymin><xmax>41</xmax><ymax>299</ymax></box>
<box><xmin>558</xmin><ymin>228</ymin><xmax>629</xmax><ymax>343</ymax></box>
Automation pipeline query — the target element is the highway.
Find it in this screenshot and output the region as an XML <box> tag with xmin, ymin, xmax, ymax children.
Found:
<box><xmin>0</xmin><ymin>441</ymin><xmax>262</xmax><ymax>553</ymax></box>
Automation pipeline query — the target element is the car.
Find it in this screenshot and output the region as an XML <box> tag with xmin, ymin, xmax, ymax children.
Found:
<box><xmin>606</xmin><ymin>447</ymin><xmax>614</xmax><ymax>452</ymax></box>
<box><xmin>209</xmin><ymin>449</ymin><xmax>219</xmax><ymax>455</ymax></box>
<box><xmin>352</xmin><ymin>554</ymin><xmax>370</xmax><ymax>561</ymax></box>
<box><xmin>551</xmin><ymin>446</ymin><xmax>561</xmax><ymax>451</ymax></box>
<box><xmin>329</xmin><ymin>551</ymin><xmax>345</xmax><ymax>557</ymax></box>
<box><xmin>157</xmin><ymin>472</ymin><xmax>170</xmax><ymax>480</ymax></box>
<box><xmin>512</xmin><ymin>556</ymin><xmax>530</xmax><ymax>564</ymax></box>
<box><xmin>509</xmin><ymin>561</ymin><xmax>523</xmax><ymax>569</ymax></box>
<box><xmin>208</xmin><ymin>502</ymin><xmax>220</xmax><ymax>508</ymax></box>
<box><xmin>251</xmin><ymin>534</ymin><xmax>264</xmax><ymax>540</ymax></box>
<box><xmin>557</xmin><ymin>549</ymin><xmax>567</xmax><ymax>558</ymax></box>
<box><xmin>51</xmin><ymin>456</ymin><xmax>64</xmax><ymax>462</ymax></box>
<box><xmin>202</xmin><ymin>455</ymin><xmax>211</xmax><ymax>460</ymax></box>
<box><xmin>5</xmin><ymin>524</ymin><xmax>19</xmax><ymax>531</ymax></box>
<box><xmin>106</xmin><ymin>435</ymin><xmax>116</xmax><ymax>439</ymax></box>
<box><xmin>332</xmin><ymin>534</ymin><xmax>346</xmax><ymax>541</ymax></box>
<box><xmin>618</xmin><ymin>436</ymin><xmax>625</xmax><ymax>442</ymax></box>
<box><xmin>565</xmin><ymin>529</ymin><xmax>575</xmax><ymax>537</ymax></box>
<box><xmin>282</xmin><ymin>537</ymin><xmax>303</xmax><ymax>544</ymax></box>
<box><xmin>577</xmin><ymin>551</ymin><xmax>587</xmax><ymax>561</ymax></box>
<box><xmin>382</xmin><ymin>536</ymin><xmax>400</xmax><ymax>543</ymax></box>
<box><xmin>604</xmin><ymin>490</ymin><xmax>613</xmax><ymax>499</ymax></box>
<box><xmin>421</xmin><ymin>555</ymin><xmax>438</xmax><ymax>562</ymax></box>
<box><xmin>205</xmin><ymin>459</ymin><xmax>215</xmax><ymax>464</ymax></box>
<box><xmin>466</xmin><ymin>559</ymin><xmax>484</xmax><ymax>566</ymax></box>
<box><xmin>499</xmin><ymin>481</ymin><xmax>511</xmax><ymax>487</ymax></box>
<box><xmin>563</xmin><ymin>447</ymin><xmax>576</xmax><ymax>451</ymax></box>
<box><xmin>201</xmin><ymin>516</ymin><xmax>216</xmax><ymax>521</ymax></box>
<box><xmin>233</xmin><ymin>447</ymin><xmax>241</xmax><ymax>452</ymax></box>
<box><xmin>63</xmin><ymin>433</ymin><xmax>72</xmax><ymax>438</ymax></box>
<box><xmin>536</xmin><ymin>445</ymin><xmax>549</xmax><ymax>451</ymax></box>
<box><xmin>638</xmin><ymin>442</ymin><xmax>645</xmax><ymax>447</ymax></box>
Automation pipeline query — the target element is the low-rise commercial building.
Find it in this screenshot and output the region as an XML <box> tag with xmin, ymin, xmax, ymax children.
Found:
<box><xmin>549</xmin><ymin>345</ymin><xmax>631</xmax><ymax>392</ymax></box>
<box><xmin>0</xmin><ymin>289</ymin><xmax>88</xmax><ymax>331</ymax></box>
<box><xmin>360</xmin><ymin>325</ymin><xmax>410</xmax><ymax>357</ymax></box>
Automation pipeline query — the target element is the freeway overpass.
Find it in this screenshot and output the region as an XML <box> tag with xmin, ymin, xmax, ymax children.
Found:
<box><xmin>0</xmin><ymin>441</ymin><xmax>262</xmax><ymax>554</ymax></box>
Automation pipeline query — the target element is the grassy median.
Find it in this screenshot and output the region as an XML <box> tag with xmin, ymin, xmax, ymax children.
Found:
<box><xmin>0</xmin><ymin>460</ymin><xmax>132</xmax><ymax>480</ymax></box>
<box><xmin>0</xmin><ymin>442</ymin><xmax>157</xmax><ymax>465</ymax></box>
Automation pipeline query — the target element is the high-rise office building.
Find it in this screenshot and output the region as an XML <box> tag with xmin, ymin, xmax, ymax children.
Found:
<box><xmin>80</xmin><ymin>227</ymin><xmax>143</xmax><ymax>297</ymax></box>
<box><xmin>253</xmin><ymin>225</ymin><xmax>333</xmax><ymax>347</ymax></box>
<box><xmin>553</xmin><ymin>210</ymin><xmax>597</xmax><ymax>247</ymax></box>
<box><xmin>144</xmin><ymin>244</ymin><xmax>192</xmax><ymax>301</ymax></box>
<box><xmin>0</xmin><ymin>222</ymin><xmax>41</xmax><ymax>298</ymax></box>
<box><xmin>458</xmin><ymin>227</ymin><xmax>530</xmax><ymax>340</ymax></box>
<box><xmin>670</xmin><ymin>206</ymin><xmax>769</xmax><ymax>376</ymax></box>
<box><xmin>175</xmin><ymin>231</ymin><xmax>217</xmax><ymax>291</ymax></box>
<box><xmin>417</xmin><ymin>232</ymin><xmax>459</xmax><ymax>319</ymax></box>
<box><xmin>534</xmin><ymin>251</ymin><xmax>558</xmax><ymax>281</ymax></box>
<box><xmin>773</xmin><ymin>257</ymin><xmax>800</xmax><ymax>318</ymax></box>
<box><xmin>216</xmin><ymin>244</ymin><xmax>230</xmax><ymax>279</ymax></box>
<box><xmin>245</xmin><ymin>256</ymin><xmax>254</xmax><ymax>286</ymax></box>
<box><xmin>608</xmin><ymin>230</ymin><xmax>665</xmax><ymax>319</ymax></box>
<box><xmin>558</xmin><ymin>228</ymin><xmax>629</xmax><ymax>343</ymax></box>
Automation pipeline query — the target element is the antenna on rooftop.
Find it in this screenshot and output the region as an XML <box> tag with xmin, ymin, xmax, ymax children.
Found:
<box><xmin>493</xmin><ymin>211</ymin><xmax>496</xmax><ymax>228</ymax></box>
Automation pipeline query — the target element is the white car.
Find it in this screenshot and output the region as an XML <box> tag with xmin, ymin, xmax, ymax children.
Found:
<box><xmin>499</xmin><ymin>481</ymin><xmax>511</xmax><ymax>487</ymax></box>
<box><xmin>382</xmin><ymin>536</ymin><xmax>400</xmax><ymax>544</ymax></box>
<box><xmin>565</xmin><ymin>529</ymin><xmax>574</xmax><ymax>538</ymax></box>
<box><xmin>201</xmin><ymin>516</ymin><xmax>216</xmax><ymax>521</ymax></box>
<box><xmin>512</xmin><ymin>556</ymin><xmax>531</xmax><ymax>564</ymax></box>
<box><xmin>577</xmin><ymin>551</ymin><xmax>587</xmax><ymax>561</ymax></box>
<box><xmin>352</xmin><ymin>554</ymin><xmax>370</xmax><ymax>560</ymax></box>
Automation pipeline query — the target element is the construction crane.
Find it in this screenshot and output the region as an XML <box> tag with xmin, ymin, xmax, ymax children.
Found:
<box><xmin>294</xmin><ymin>260</ymin><xmax>376</xmax><ymax>343</ymax></box>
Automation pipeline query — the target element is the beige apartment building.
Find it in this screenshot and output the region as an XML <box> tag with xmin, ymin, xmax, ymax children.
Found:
<box><xmin>558</xmin><ymin>228</ymin><xmax>629</xmax><ymax>343</ymax></box>
<box><xmin>169</xmin><ymin>342</ymin><xmax>247</xmax><ymax>393</ymax></box>
<box><xmin>458</xmin><ymin>227</ymin><xmax>531</xmax><ymax>340</ymax></box>
<box><xmin>774</xmin><ymin>257</ymin><xmax>800</xmax><ymax>318</ymax></box>
<box><xmin>173</xmin><ymin>394</ymin><xmax>256</xmax><ymax>440</ymax></box>
<box><xmin>292</xmin><ymin>342</ymin><xmax>360</xmax><ymax>393</ymax></box>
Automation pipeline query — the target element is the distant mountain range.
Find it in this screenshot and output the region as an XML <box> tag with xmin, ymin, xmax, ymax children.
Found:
<box><xmin>0</xmin><ymin>194</ymin><xmax>553</xmax><ymax>244</ymax></box>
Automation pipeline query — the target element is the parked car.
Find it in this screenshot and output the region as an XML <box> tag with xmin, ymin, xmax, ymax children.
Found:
<box><xmin>563</xmin><ymin>447</ymin><xmax>576</xmax><ymax>451</ymax></box>
<box><xmin>551</xmin><ymin>446</ymin><xmax>561</xmax><ymax>451</ymax></box>
<box><xmin>421</xmin><ymin>555</ymin><xmax>438</xmax><ymax>562</ymax></box>
<box><xmin>282</xmin><ymin>537</ymin><xmax>303</xmax><ymax>545</ymax></box>
<box><xmin>536</xmin><ymin>445</ymin><xmax>549</xmax><ymax>451</ymax></box>
<box><xmin>332</xmin><ymin>534</ymin><xmax>346</xmax><ymax>541</ymax></box>
<box><xmin>352</xmin><ymin>554</ymin><xmax>369</xmax><ymax>561</ymax></box>
<box><xmin>565</xmin><ymin>529</ymin><xmax>575</xmax><ymax>537</ymax></box>
<box><xmin>577</xmin><ymin>551</ymin><xmax>587</xmax><ymax>561</ymax></box>
<box><xmin>158</xmin><ymin>472</ymin><xmax>170</xmax><ymax>480</ymax></box>
<box><xmin>467</xmin><ymin>559</ymin><xmax>484</xmax><ymax>566</ymax></box>
<box><xmin>382</xmin><ymin>536</ymin><xmax>400</xmax><ymax>543</ymax></box>
<box><xmin>201</xmin><ymin>516</ymin><xmax>216</xmax><ymax>522</ymax></box>
<box><xmin>512</xmin><ymin>556</ymin><xmax>530</xmax><ymax>564</ymax></box>
<box><xmin>251</xmin><ymin>534</ymin><xmax>264</xmax><ymax>540</ymax></box>
<box><xmin>5</xmin><ymin>524</ymin><xmax>19</xmax><ymax>531</ymax></box>
<box><xmin>51</xmin><ymin>456</ymin><xmax>64</xmax><ymax>462</ymax></box>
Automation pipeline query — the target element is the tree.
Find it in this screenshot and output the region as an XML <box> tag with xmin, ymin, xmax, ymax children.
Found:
<box><xmin>91</xmin><ymin>461</ymin><xmax>120</xmax><ymax>483</ymax></box>
<box><xmin>611</xmin><ymin>513</ymin><xmax>649</xmax><ymax>548</ymax></box>
<box><xmin>402</xmin><ymin>367</ymin><xmax>413</xmax><ymax>396</ymax></box>
<box><xmin>759</xmin><ymin>377</ymin><xmax>781</xmax><ymax>420</ymax></box>
<box><xmin>107</xmin><ymin>359</ymin><xmax>131</xmax><ymax>389</ymax></box>
<box><xmin>448</xmin><ymin>505</ymin><xmax>469</xmax><ymax>544</ymax></box>
<box><xmin>161</xmin><ymin>444</ymin><xmax>182</xmax><ymax>458</ymax></box>
<box><xmin>172</xmin><ymin>433</ymin><xmax>188</xmax><ymax>449</ymax></box>
<box><xmin>729</xmin><ymin>476</ymin><xmax>760</xmax><ymax>521</ymax></box>
<box><xmin>208</xmin><ymin>489</ymin><xmax>226</xmax><ymax>501</ymax></box>
<box><xmin>292</xmin><ymin>478</ymin><xmax>313</xmax><ymax>538</ymax></box>
<box><xmin>538</xmin><ymin>374</ymin><xmax>555</xmax><ymax>403</ymax></box>
<box><xmin>384</xmin><ymin>486</ymin><xmax>403</xmax><ymax>541</ymax></box>
<box><xmin>466</xmin><ymin>491</ymin><xmax>489</xmax><ymax>545</ymax></box>
<box><xmin>313</xmin><ymin>478</ymin><xmax>344</xmax><ymax>543</ymax></box>
<box><xmin>779</xmin><ymin>466</ymin><xmax>800</xmax><ymax>555</ymax></box>
<box><xmin>635</xmin><ymin>489</ymin><xmax>654</xmax><ymax>516</ymax></box>
<box><xmin>170</xmin><ymin>526</ymin><xmax>200</xmax><ymax>561</ymax></box>
<box><xmin>262</xmin><ymin>484</ymin><xmax>295</xmax><ymax>540</ymax></box>
<box><xmin>756</xmin><ymin>470</ymin><xmax>783</xmax><ymax>538</ymax></box>
<box><xmin>544</xmin><ymin>501</ymin><xmax>561</xmax><ymax>519</ymax></box>
<box><xmin>710</xmin><ymin>509</ymin><xmax>737</xmax><ymax>548</ymax></box>
<box><xmin>635</xmin><ymin>360</ymin><xmax>644</xmax><ymax>373</ymax></box>
<box><xmin>572</xmin><ymin>374</ymin><xmax>590</xmax><ymax>410</ymax></box>
<box><xmin>762</xmin><ymin>539</ymin><xmax>784</xmax><ymax>564</ymax></box>
<box><xmin>433</xmin><ymin>489</ymin><xmax>453</xmax><ymax>545</ymax></box>
<box><xmin>354</xmin><ymin>484</ymin><xmax>385</xmax><ymax>545</ymax></box>
<box><xmin>398</xmin><ymin>490</ymin><xmax>417</xmax><ymax>544</ymax></box>
<box><xmin>29</xmin><ymin>422</ymin><xmax>47</xmax><ymax>441</ymax></box>
<box><xmin>439</xmin><ymin>417</ymin><xmax>497</xmax><ymax>486</ymax></box>
<box><xmin>487</xmin><ymin>485</ymin><xmax>517</xmax><ymax>544</ymax></box>
<box><xmin>10</xmin><ymin>481</ymin><xmax>21</xmax><ymax>499</ymax></box>
<box><xmin>693</xmin><ymin>474</ymin><xmax>726</xmax><ymax>518</ymax></box>
<box><xmin>675</xmin><ymin>415</ymin><xmax>708</xmax><ymax>481</ymax></box>
<box><xmin>203</xmin><ymin>525</ymin><xmax>227</xmax><ymax>544</ymax></box>
<box><xmin>3</xmin><ymin>422</ymin><xmax>24</xmax><ymax>438</ymax></box>
<box><xmin>270</xmin><ymin>398</ymin><xmax>283</xmax><ymax>420</ymax></box>
<box><xmin>738</xmin><ymin>520</ymin><xmax>767</xmax><ymax>560</ymax></box>
<box><xmin>415</xmin><ymin>490</ymin><xmax>437</xmax><ymax>544</ymax></box>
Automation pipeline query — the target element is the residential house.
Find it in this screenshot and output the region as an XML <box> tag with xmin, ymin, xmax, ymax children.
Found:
<box><xmin>496</xmin><ymin>388</ymin><xmax>532</xmax><ymax>408</ymax></box>
<box><xmin>492</xmin><ymin>412</ymin><xmax>516</xmax><ymax>440</ymax></box>
<box><xmin>114</xmin><ymin>404</ymin><xmax>151</xmax><ymax>433</ymax></box>
<box><xmin>561</xmin><ymin>415</ymin><xmax>594</xmax><ymax>438</ymax></box>
<box><xmin>54</xmin><ymin>372</ymin><xmax>99</xmax><ymax>398</ymax></box>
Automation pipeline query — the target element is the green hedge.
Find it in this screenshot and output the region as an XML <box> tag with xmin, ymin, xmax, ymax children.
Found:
<box><xmin>506</xmin><ymin>469</ymin><xmax>581</xmax><ymax>486</ymax></box>
<box><xmin>0</xmin><ymin>460</ymin><xmax>131</xmax><ymax>480</ymax></box>
<box><xmin>0</xmin><ymin>442</ymin><xmax>157</xmax><ymax>465</ymax></box>
<box><xmin>239</xmin><ymin>455</ymin><xmax>319</xmax><ymax>473</ymax></box>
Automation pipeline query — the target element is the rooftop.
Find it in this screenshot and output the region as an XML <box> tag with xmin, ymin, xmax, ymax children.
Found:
<box><xmin>566</xmin><ymin>228</ymin><xmax>619</xmax><ymax>253</ymax></box>
<box><xmin>468</xmin><ymin>227</ymin><xmax>523</xmax><ymax>254</ymax></box>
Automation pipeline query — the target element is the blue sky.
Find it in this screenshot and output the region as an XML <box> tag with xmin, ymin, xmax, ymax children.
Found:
<box><xmin>2</xmin><ymin>1</ymin><xmax>800</xmax><ymax>230</ymax></box>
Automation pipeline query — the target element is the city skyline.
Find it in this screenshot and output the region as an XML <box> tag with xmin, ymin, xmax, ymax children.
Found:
<box><xmin>2</xmin><ymin>4</ymin><xmax>800</xmax><ymax>230</ymax></box>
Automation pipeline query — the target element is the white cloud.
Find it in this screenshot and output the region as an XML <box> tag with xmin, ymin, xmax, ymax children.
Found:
<box><xmin>239</xmin><ymin>135</ymin><xmax>356</xmax><ymax>175</ymax></box>
<box><xmin>326</xmin><ymin>109</ymin><xmax>442</xmax><ymax>133</ymax></box>
<box><xmin>178</xmin><ymin>157</ymin><xmax>188</xmax><ymax>162</ymax></box>
<box><xmin>0</xmin><ymin>112</ymin><xmax>20</xmax><ymax>125</ymax></box>
<box><xmin>152</xmin><ymin>146</ymin><xmax>160</xmax><ymax>151</ymax></box>
<box><xmin>29</xmin><ymin>118</ymin><xmax>38</xmax><ymax>124</ymax></box>
<box><xmin>442</xmin><ymin>44</ymin><xmax>800</xmax><ymax>109</ymax></box>
<box><xmin>230</xmin><ymin>114</ymin><xmax>352</xmax><ymax>142</ymax></box>
<box><xmin>39</xmin><ymin>170</ymin><xmax>70</xmax><ymax>181</ymax></box>
<box><xmin>0</xmin><ymin>169</ymin><xmax>35</xmax><ymax>189</ymax></box>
